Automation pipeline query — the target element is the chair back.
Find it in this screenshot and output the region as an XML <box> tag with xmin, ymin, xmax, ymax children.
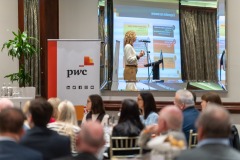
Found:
<box><xmin>188</xmin><ymin>129</ymin><xmax>198</xmax><ymax>149</ymax></box>
<box><xmin>110</xmin><ymin>136</ymin><xmax>142</xmax><ymax>159</ymax></box>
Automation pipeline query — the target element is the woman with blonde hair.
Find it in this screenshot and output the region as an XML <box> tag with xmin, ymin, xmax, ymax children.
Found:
<box><xmin>48</xmin><ymin>97</ymin><xmax>61</xmax><ymax>122</ymax></box>
<box><xmin>124</xmin><ymin>30</ymin><xmax>145</xmax><ymax>81</ymax></box>
<box><xmin>47</xmin><ymin>100</ymin><xmax>80</xmax><ymax>154</ymax></box>
<box><xmin>22</xmin><ymin>100</ymin><xmax>31</xmax><ymax>130</ymax></box>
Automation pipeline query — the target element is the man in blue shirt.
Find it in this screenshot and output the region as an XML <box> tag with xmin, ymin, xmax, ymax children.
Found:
<box><xmin>174</xmin><ymin>89</ymin><xmax>200</xmax><ymax>144</ymax></box>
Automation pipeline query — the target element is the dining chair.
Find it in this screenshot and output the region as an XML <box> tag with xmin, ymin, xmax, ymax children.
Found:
<box><xmin>110</xmin><ymin>136</ymin><xmax>142</xmax><ymax>159</ymax></box>
<box><xmin>188</xmin><ymin>129</ymin><xmax>198</xmax><ymax>149</ymax></box>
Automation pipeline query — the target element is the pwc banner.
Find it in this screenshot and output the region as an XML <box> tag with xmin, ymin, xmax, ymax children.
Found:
<box><xmin>48</xmin><ymin>40</ymin><xmax>100</xmax><ymax>106</ymax></box>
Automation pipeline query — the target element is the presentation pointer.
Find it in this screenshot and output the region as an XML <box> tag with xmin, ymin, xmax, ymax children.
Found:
<box><xmin>139</xmin><ymin>39</ymin><xmax>151</xmax><ymax>43</ymax></box>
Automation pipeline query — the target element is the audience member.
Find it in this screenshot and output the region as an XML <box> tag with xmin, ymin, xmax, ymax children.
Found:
<box><xmin>55</xmin><ymin>121</ymin><xmax>105</xmax><ymax>160</ymax></box>
<box><xmin>0</xmin><ymin>108</ymin><xmax>43</xmax><ymax>160</ymax></box>
<box><xmin>174</xmin><ymin>89</ymin><xmax>199</xmax><ymax>144</ymax></box>
<box><xmin>82</xmin><ymin>94</ymin><xmax>109</xmax><ymax>126</ymax></box>
<box><xmin>200</xmin><ymin>92</ymin><xmax>240</xmax><ymax>150</ymax></box>
<box><xmin>112</xmin><ymin>99</ymin><xmax>144</xmax><ymax>156</ymax></box>
<box><xmin>139</xmin><ymin>105</ymin><xmax>186</xmax><ymax>148</ymax></box>
<box><xmin>20</xmin><ymin>98</ymin><xmax>71</xmax><ymax>160</ymax></box>
<box><xmin>201</xmin><ymin>92</ymin><xmax>222</xmax><ymax>110</ymax></box>
<box><xmin>48</xmin><ymin>100</ymin><xmax>80</xmax><ymax>153</ymax></box>
<box><xmin>137</xmin><ymin>92</ymin><xmax>158</xmax><ymax>126</ymax></box>
<box><xmin>22</xmin><ymin>100</ymin><xmax>31</xmax><ymax>130</ymax></box>
<box><xmin>176</xmin><ymin>104</ymin><xmax>240</xmax><ymax>160</ymax></box>
<box><xmin>112</xmin><ymin>99</ymin><xmax>144</xmax><ymax>137</ymax></box>
<box><xmin>0</xmin><ymin>98</ymin><xmax>14</xmax><ymax>111</ymax></box>
<box><xmin>48</xmin><ymin>97</ymin><xmax>61</xmax><ymax>122</ymax></box>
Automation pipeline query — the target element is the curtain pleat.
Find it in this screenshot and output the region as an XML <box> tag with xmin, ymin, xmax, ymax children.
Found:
<box><xmin>180</xmin><ymin>9</ymin><xmax>218</xmax><ymax>82</ymax></box>
<box><xmin>24</xmin><ymin>0</ymin><xmax>40</xmax><ymax>95</ymax></box>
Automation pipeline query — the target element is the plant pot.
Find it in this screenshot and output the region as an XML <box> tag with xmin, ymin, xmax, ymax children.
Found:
<box><xmin>21</xmin><ymin>87</ymin><xmax>36</xmax><ymax>98</ymax></box>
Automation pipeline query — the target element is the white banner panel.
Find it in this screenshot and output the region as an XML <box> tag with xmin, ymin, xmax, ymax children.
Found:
<box><xmin>57</xmin><ymin>40</ymin><xmax>100</xmax><ymax>105</ymax></box>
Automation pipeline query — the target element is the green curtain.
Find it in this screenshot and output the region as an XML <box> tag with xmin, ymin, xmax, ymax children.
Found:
<box><xmin>24</xmin><ymin>0</ymin><xmax>40</xmax><ymax>94</ymax></box>
<box><xmin>180</xmin><ymin>8</ymin><xmax>218</xmax><ymax>82</ymax></box>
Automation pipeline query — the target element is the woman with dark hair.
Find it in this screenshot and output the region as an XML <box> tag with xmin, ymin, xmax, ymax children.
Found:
<box><xmin>137</xmin><ymin>92</ymin><xmax>158</xmax><ymax>126</ymax></box>
<box><xmin>112</xmin><ymin>99</ymin><xmax>144</xmax><ymax>137</ymax></box>
<box><xmin>201</xmin><ymin>92</ymin><xmax>222</xmax><ymax>110</ymax></box>
<box><xmin>82</xmin><ymin>94</ymin><xmax>109</xmax><ymax>126</ymax></box>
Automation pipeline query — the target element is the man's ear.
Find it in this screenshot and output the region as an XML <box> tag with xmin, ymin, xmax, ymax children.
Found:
<box><xmin>27</xmin><ymin>114</ymin><xmax>34</xmax><ymax>128</ymax></box>
<box><xmin>101</xmin><ymin>139</ymin><xmax>106</xmax><ymax>148</ymax></box>
<box><xmin>15</xmin><ymin>128</ymin><xmax>25</xmax><ymax>142</ymax></box>
<box><xmin>158</xmin><ymin>119</ymin><xmax>166</xmax><ymax>134</ymax></box>
<box><xmin>180</xmin><ymin>103</ymin><xmax>185</xmax><ymax>110</ymax></box>
<box><xmin>197</xmin><ymin>126</ymin><xmax>203</xmax><ymax>141</ymax></box>
<box><xmin>76</xmin><ymin>133</ymin><xmax>81</xmax><ymax>151</ymax></box>
<box><xmin>19</xmin><ymin>128</ymin><xmax>25</xmax><ymax>138</ymax></box>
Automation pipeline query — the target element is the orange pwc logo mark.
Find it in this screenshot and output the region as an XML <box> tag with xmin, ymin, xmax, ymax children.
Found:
<box><xmin>79</xmin><ymin>56</ymin><xmax>94</xmax><ymax>67</ymax></box>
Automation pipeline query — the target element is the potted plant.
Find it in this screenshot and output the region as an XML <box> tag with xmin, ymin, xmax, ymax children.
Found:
<box><xmin>1</xmin><ymin>30</ymin><xmax>39</xmax><ymax>87</ymax></box>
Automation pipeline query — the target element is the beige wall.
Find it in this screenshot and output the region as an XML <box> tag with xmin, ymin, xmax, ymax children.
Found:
<box><xmin>0</xmin><ymin>0</ymin><xmax>18</xmax><ymax>87</ymax></box>
<box><xmin>59</xmin><ymin>0</ymin><xmax>98</xmax><ymax>39</ymax></box>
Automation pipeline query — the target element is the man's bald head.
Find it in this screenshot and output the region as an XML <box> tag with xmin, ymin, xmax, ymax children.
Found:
<box><xmin>78</xmin><ymin>121</ymin><xmax>105</xmax><ymax>153</ymax></box>
<box><xmin>158</xmin><ymin>105</ymin><xmax>183</xmax><ymax>133</ymax></box>
<box><xmin>0</xmin><ymin>98</ymin><xmax>14</xmax><ymax>112</ymax></box>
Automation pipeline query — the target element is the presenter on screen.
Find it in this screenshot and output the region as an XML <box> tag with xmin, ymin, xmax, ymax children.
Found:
<box><xmin>124</xmin><ymin>31</ymin><xmax>145</xmax><ymax>81</ymax></box>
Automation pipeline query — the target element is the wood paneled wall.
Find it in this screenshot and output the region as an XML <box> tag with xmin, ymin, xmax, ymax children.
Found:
<box><xmin>104</xmin><ymin>101</ymin><xmax>240</xmax><ymax>114</ymax></box>
<box><xmin>18</xmin><ymin>0</ymin><xmax>59</xmax><ymax>97</ymax></box>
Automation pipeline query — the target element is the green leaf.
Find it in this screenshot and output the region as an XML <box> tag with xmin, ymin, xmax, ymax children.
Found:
<box><xmin>1</xmin><ymin>29</ymin><xmax>39</xmax><ymax>86</ymax></box>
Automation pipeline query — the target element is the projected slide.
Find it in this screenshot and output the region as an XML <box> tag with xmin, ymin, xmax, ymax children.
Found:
<box><xmin>217</xmin><ymin>16</ymin><xmax>226</xmax><ymax>81</ymax></box>
<box><xmin>113</xmin><ymin>0</ymin><xmax>181</xmax><ymax>80</ymax></box>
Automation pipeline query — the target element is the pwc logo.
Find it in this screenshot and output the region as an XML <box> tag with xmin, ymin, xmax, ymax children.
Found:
<box><xmin>67</xmin><ymin>56</ymin><xmax>94</xmax><ymax>78</ymax></box>
<box><xmin>79</xmin><ymin>56</ymin><xmax>94</xmax><ymax>67</ymax></box>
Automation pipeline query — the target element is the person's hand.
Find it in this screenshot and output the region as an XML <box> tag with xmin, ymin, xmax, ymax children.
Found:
<box><xmin>139</xmin><ymin>50</ymin><xmax>145</xmax><ymax>58</ymax></box>
<box><xmin>143</xmin><ymin>124</ymin><xmax>159</xmax><ymax>135</ymax></box>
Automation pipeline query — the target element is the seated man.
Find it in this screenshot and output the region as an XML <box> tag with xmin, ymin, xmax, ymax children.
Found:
<box><xmin>0</xmin><ymin>108</ymin><xmax>43</xmax><ymax>160</ymax></box>
<box><xmin>56</xmin><ymin>121</ymin><xmax>105</xmax><ymax>160</ymax></box>
<box><xmin>139</xmin><ymin>105</ymin><xmax>186</xmax><ymax>149</ymax></box>
<box><xmin>174</xmin><ymin>89</ymin><xmax>199</xmax><ymax>144</ymax></box>
<box><xmin>20</xmin><ymin>98</ymin><xmax>71</xmax><ymax>160</ymax></box>
<box><xmin>176</xmin><ymin>103</ymin><xmax>240</xmax><ymax>160</ymax></box>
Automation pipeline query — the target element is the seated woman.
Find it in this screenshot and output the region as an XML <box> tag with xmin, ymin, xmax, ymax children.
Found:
<box><xmin>111</xmin><ymin>99</ymin><xmax>144</xmax><ymax>157</ymax></box>
<box><xmin>48</xmin><ymin>97</ymin><xmax>61</xmax><ymax>123</ymax></box>
<box><xmin>82</xmin><ymin>94</ymin><xmax>109</xmax><ymax>126</ymax></box>
<box><xmin>201</xmin><ymin>92</ymin><xmax>222</xmax><ymax>110</ymax></box>
<box><xmin>137</xmin><ymin>92</ymin><xmax>158</xmax><ymax>126</ymax></box>
<box><xmin>22</xmin><ymin>100</ymin><xmax>31</xmax><ymax>131</ymax></box>
<box><xmin>47</xmin><ymin>100</ymin><xmax>80</xmax><ymax>154</ymax></box>
<box><xmin>112</xmin><ymin>99</ymin><xmax>144</xmax><ymax>136</ymax></box>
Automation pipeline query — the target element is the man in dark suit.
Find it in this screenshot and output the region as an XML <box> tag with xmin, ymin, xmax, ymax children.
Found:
<box><xmin>174</xmin><ymin>89</ymin><xmax>200</xmax><ymax>144</ymax></box>
<box><xmin>20</xmin><ymin>99</ymin><xmax>71</xmax><ymax>160</ymax></box>
<box><xmin>176</xmin><ymin>104</ymin><xmax>240</xmax><ymax>160</ymax></box>
<box><xmin>0</xmin><ymin>108</ymin><xmax>43</xmax><ymax>160</ymax></box>
<box><xmin>56</xmin><ymin>121</ymin><xmax>105</xmax><ymax>160</ymax></box>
